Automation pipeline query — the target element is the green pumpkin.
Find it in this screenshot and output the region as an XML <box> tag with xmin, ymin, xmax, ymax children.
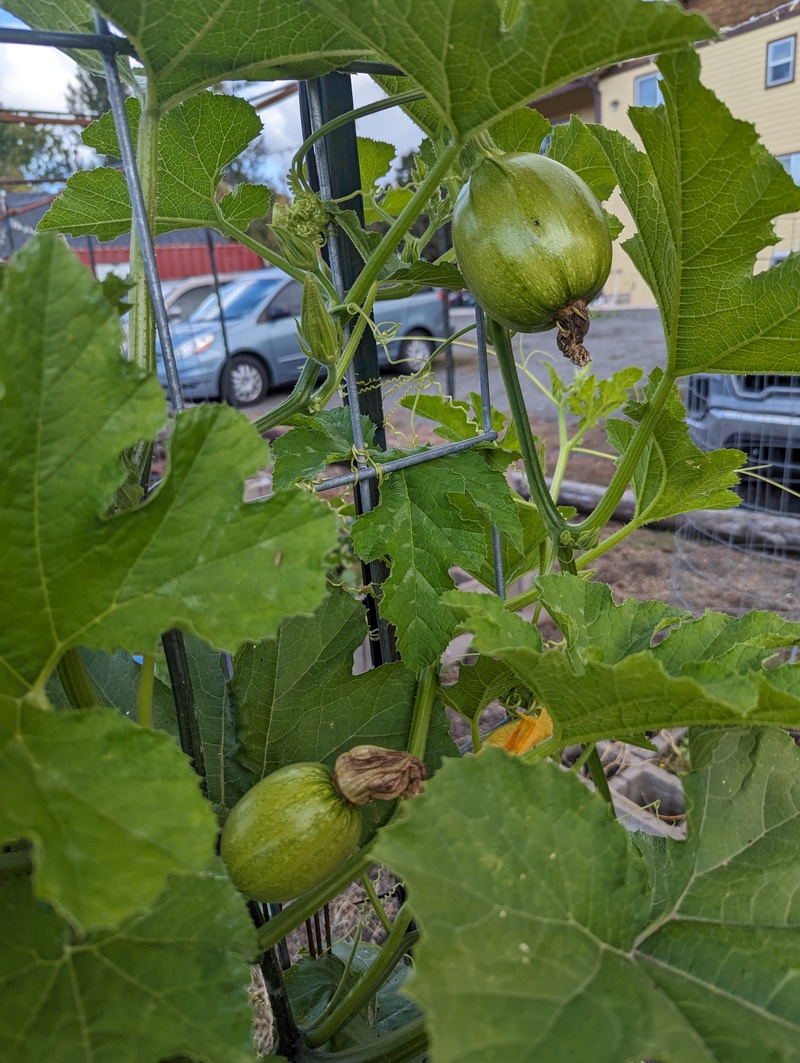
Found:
<box><xmin>453</xmin><ymin>152</ymin><xmax>612</xmax><ymax>334</ymax></box>
<box><xmin>220</xmin><ymin>762</ymin><xmax>361</xmax><ymax>903</ymax></box>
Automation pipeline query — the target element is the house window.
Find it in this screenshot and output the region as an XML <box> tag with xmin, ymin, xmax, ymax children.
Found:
<box><xmin>766</xmin><ymin>36</ymin><xmax>795</xmax><ymax>87</ymax></box>
<box><xmin>777</xmin><ymin>152</ymin><xmax>800</xmax><ymax>184</ymax></box>
<box><xmin>634</xmin><ymin>72</ymin><xmax>664</xmax><ymax>108</ymax></box>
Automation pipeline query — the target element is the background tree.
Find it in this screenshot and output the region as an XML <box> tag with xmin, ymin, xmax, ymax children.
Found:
<box><xmin>0</xmin><ymin>106</ymin><xmax>73</xmax><ymax>187</ymax></box>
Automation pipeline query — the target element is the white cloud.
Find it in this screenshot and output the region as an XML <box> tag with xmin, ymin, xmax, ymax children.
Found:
<box><xmin>0</xmin><ymin>40</ymin><xmax>79</xmax><ymax>111</ymax></box>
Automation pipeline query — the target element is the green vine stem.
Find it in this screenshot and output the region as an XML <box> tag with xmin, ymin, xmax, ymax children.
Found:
<box><xmin>406</xmin><ymin>666</ymin><xmax>437</xmax><ymax>761</ymax></box>
<box><xmin>584</xmin><ymin>745</ymin><xmax>613</xmax><ymax>807</ymax></box>
<box><xmin>574</xmin><ymin>368</ymin><xmax>675</xmax><ymax>536</ymax></box>
<box><xmin>304</xmin><ymin>906</ymin><xmax>417</xmax><ymax>1049</ymax></box>
<box><xmin>56</xmin><ymin>647</ymin><xmax>108</xmax><ymax>709</ymax></box>
<box><xmin>252</xmin><ymin>356</ymin><xmax>322</xmax><ymax>435</ymax></box>
<box><xmin>344</xmin><ymin>139</ymin><xmax>463</xmax><ymax>309</ymax></box>
<box><xmin>252</xmin><ymin>293</ymin><xmax>374</xmax><ymax>435</ymax></box>
<box><xmin>486</xmin><ymin>317</ymin><xmax>572</xmax><ymax>563</ymax></box>
<box><xmin>215</xmin><ymin>213</ymin><xmax>304</xmax><ymax>284</ymax></box>
<box><xmin>361</xmin><ymin>873</ymin><xmax>393</xmax><ymax>937</ymax></box>
<box><xmin>127</xmin><ymin>94</ymin><xmax>160</xmax><ymax>379</ymax></box>
<box><xmin>256</xmin><ymin>847</ymin><xmax>376</xmax><ymax>954</ymax></box>
<box><xmin>289</xmin><ymin>89</ymin><xmax>426</xmax><ymax>190</ymax></box>
<box><xmin>296</xmin><ymin>1017</ymin><xmax>427</xmax><ymax>1063</ymax></box>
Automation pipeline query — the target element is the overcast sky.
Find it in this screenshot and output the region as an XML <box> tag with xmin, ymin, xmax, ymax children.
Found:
<box><xmin>0</xmin><ymin>7</ymin><xmax>425</xmax><ymax>188</ymax></box>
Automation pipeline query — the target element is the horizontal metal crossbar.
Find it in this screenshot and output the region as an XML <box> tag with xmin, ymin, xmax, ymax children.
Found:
<box><xmin>0</xmin><ymin>26</ymin><xmax>137</xmax><ymax>56</ymax></box>
<box><xmin>313</xmin><ymin>431</ymin><xmax>499</xmax><ymax>493</ymax></box>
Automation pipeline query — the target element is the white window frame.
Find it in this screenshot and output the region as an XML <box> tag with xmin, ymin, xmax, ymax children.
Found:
<box><xmin>766</xmin><ymin>36</ymin><xmax>795</xmax><ymax>88</ymax></box>
<box><xmin>634</xmin><ymin>72</ymin><xmax>664</xmax><ymax>108</ymax></box>
<box><xmin>777</xmin><ymin>152</ymin><xmax>800</xmax><ymax>185</ymax></box>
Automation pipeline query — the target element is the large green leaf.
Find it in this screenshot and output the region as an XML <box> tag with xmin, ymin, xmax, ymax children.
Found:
<box><xmin>303</xmin><ymin>0</ymin><xmax>712</xmax><ymax>140</ymax></box>
<box><xmin>591</xmin><ymin>48</ymin><xmax>800</xmax><ymax>376</ymax></box>
<box><xmin>377</xmin><ymin>730</ymin><xmax>800</xmax><ymax>1062</ymax></box>
<box><xmin>2</xmin><ymin>0</ymin><xmax>367</xmax><ymax>112</ymax></box>
<box><xmin>0</xmin><ymin>700</ymin><xmax>217</xmax><ymax>931</ymax></box>
<box><xmin>229</xmin><ymin>589</ymin><xmax>455</xmax><ymax>809</ymax></box>
<box><xmin>606</xmin><ymin>373</ymin><xmax>745</xmax><ymax>524</ymax></box>
<box><xmin>40</xmin><ymin>94</ymin><xmax>266</xmax><ymax>241</ymax></box>
<box><xmin>352</xmin><ymin>449</ymin><xmax>522</xmax><ymax>670</ymax></box>
<box><xmin>0</xmin><ymin>236</ymin><xmax>335</xmax><ymax>699</ymax></box>
<box><xmin>271</xmin><ymin>408</ymin><xmax>377</xmax><ymax>490</ymax></box>
<box><xmin>445</xmin><ymin>576</ymin><xmax>800</xmax><ymax>744</ymax></box>
<box><xmin>0</xmin><ymin>868</ymin><xmax>258</xmax><ymax>1063</ymax></box>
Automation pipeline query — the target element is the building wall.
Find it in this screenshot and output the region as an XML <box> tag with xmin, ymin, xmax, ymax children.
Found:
<box><xmin>595</xmin><ymin>10</ymin><xmax>800</xmax><ymax>306</ymax></box>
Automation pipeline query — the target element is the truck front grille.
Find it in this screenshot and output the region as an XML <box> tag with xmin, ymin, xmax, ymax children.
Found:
<box><xmin>724</xmin><ymin>433</ymin><xmax>800</xmax><ymax>516</ymax></box>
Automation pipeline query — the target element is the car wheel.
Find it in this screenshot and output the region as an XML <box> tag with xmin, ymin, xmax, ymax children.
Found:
<box><xmin>397</xmin><ymin>330</ymin><xmax>435</xmax><ymax>373</ymax></box>
<box><xmin>223</xmin><ymin>354</ymin><xmax>269</xmax><ymax>407</ymax></box>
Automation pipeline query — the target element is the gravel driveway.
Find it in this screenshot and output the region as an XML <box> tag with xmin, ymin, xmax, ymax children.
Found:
<box><xmin>443</xmin><ymin>306</ymin><xmax>667</xmax><ymax>424</ymax></box>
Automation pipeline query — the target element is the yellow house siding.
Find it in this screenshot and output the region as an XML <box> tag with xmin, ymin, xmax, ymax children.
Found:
<box><xmin>593</xmin><ymin>13</ymin><xmax>800</xmax><ymax>306</ymax></box>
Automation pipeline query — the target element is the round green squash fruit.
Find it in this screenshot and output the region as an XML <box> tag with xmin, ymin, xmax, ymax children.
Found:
<box><xmin>220</xmin><ymin>762</ymin><xmax>361</xmax><ymax>903</ymax></box>
<box><xmin>452</xmin><ymin>151</ymin><xmax>612</xmax><ymax>335</ymax></box>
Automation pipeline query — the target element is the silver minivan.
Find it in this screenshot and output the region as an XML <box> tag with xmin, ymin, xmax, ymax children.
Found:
<box><xmin>157</xmin><ymin>268</ymin><xmax>449</xmax><ymax>406</ymax></box>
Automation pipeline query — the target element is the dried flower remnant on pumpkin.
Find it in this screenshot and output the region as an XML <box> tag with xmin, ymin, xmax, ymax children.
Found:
<box><xmin>333</xmin><ymin>745</ymin><xmax>427</xmax><ymax>806</ymax></box>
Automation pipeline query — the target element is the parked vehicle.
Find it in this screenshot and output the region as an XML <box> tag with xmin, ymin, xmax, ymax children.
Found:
<box><xmin>685</xmin><ymin>372</ymin><xmax>800</xmax><ymax>515</ymax></box>
<box><xmin>158</xmin><ymin>273</ymin><xmax>247</xmax><ymax>322</ymax></box>
<box><xmin>121</xmin><ymin>272</ymin><xmax>248</xmax><ymax>355</ymax></box>
<box><xmin>157</xmin><ymin>268</ymin><xmax>450</xmax><ymax>406</ymax></box>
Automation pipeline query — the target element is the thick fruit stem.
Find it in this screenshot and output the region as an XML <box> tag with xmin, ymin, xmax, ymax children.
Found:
<box><xmin>554</xmin><ymin>299</ymin><xmax>592</xmax><ymax>366</ymax></box>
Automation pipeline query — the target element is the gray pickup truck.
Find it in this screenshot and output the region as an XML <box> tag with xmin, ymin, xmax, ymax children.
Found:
<box><xmin>157</xmin><ymin>268</ymin><xmax>450</xmax><ymax>406</ymax></box>
<box><xmin>686</xmin><ymin>372</ymin><xmax>800</xmax><ymax>516</ymax></box>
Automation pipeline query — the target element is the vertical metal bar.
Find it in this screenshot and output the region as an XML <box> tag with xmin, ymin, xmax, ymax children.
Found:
<box><xmin>0</xmin><ymin>190</ymin><xmax>14</xmax><ymax>257</ymax></box>
<box><xmin>475</xmin><ymin>306</ymin><xmax>506</xmax><ymax>598</ymax></box>
<box><xmin>93</xmin><ymin>12</ymin><xmax>185</xmax><ymax>413</ymax></box>
<box><xmin>85</xmin><ymin>234</ymin><xmax>97</xmax><ymax>277</ymax></box>
<box><xmin>205</xmin><ymin>228</ymin><xmax>234</xmax><ymax>402</ymax></box>
<box><xmin>301</xmin><ymin>74</ymin><xmax>396</xmax><ymax>665</ymax></box>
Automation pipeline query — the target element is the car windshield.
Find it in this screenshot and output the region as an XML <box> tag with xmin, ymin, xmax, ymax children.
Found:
<box><xmin>190</xmin><ymin>277</ymin><xmax>279</xmax><ymax>322</ymax></box>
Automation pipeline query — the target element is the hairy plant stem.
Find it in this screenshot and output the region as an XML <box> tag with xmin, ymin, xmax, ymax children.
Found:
<box><xmin>406</xmin><ymin>666</ymin><xmax>437</xmax><ymax>761</ymax></box>
<box><xmin>361</xmin><ymin>873</ymin><xmax>393</xmax><ymax>936</ymax></box>
<box><xmin>584</xmin><ymin>745</ymin><xmax>613</xmax><ymax>807</ymax></box>
<box><xmin>487</xmin><ymin>318</ymin><xmax>573</xmax><ymax>568</ymax></box>
<box><xmin>216</xmin><ymin>215</ymin><xmax>303</xmax><ymax>283</ymax></box>
<box><xmin>128</xmin><ymin>96</ymin><xmax>160</xmax><ymax>379</ymax></box>
<box><xmin>574</xmin><ymin>368</ymin><xmax>676</xmax><ymax>536</ymax></box>
<box><xmin>576</xmin><ymin>518</ymin><xmax>641</xmax><ymax>569</ymax></box>
<box><xmin>256</xmin><ymin>847</ymin><xmax>376</xmax><ymax>953</ymax></box>
<box><xmin>252</xmin><ymin>356</ymin><xmax>322</xmax><ymax>436</ymax></box>
<box><xmin>56</xmin><ymin>647</ymin><xmax>108</xmax><ymax>709</ymax></box>
<box><xmin>304</xmin><ymin>907</ymin><xmax>417</xmax><ymax>1049</ymax></box>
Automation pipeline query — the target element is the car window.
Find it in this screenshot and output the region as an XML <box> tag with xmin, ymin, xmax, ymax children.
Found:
<box><xmin>258</xmin><ymin>280</ymin><xmax>303</xmax><ymax>322</ymax></box>
<box><xmin>191</xmin><ymin>277</ymin><xmax>280</xmax><ymax>322</ymax></box>
<box><xmin>170</xmin><ymin>284</ymin><xmax>216</xmax><ymax>319</ymax></box>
